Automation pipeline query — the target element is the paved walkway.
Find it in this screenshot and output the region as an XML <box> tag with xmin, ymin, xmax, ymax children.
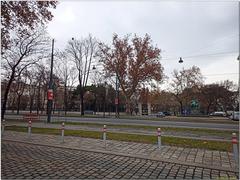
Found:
<box><xmin>2</xmin><ymin>130</ymin><xmax>238</xmax><ymax>173</ymax></box>
<box><xmin>6</xmin><ymin>121</ymin><xmax>234</xmax><ymax>142</ymax></box>
<box><xmin>2</xmin><ymin>141</ymin><xmax>239</xmax><ymax>179</ymax></box>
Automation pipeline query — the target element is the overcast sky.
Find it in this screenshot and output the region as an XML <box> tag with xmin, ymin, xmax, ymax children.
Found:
<box><xmin>47</xmin><ymin>0</ymin><xmax>239</xmax><ymax>88</ymax></box>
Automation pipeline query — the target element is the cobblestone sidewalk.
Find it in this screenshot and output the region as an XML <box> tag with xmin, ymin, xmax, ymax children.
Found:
<box><xmin>2</xmin><ymin>141</ymin><xmax>239</xmax><ymax>179</ymax></box>
<box><xmin>2</xmin><ymin>130</ymin><xmax>238</xmax><ymax>173</ymax></box>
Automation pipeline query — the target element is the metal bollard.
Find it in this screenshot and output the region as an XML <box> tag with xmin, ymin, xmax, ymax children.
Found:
<box><xmin>2</xmin><ymin>119</ymin><xmax>5</xmax><ymax>135</ymax></box>
<box><xmin>103</xmin><ymin>125</ymin><xmax>107</xmax><ymax>148</ymax></box>
<box><xmin>157</xmin><ymin>128</ymin><xmax>161</xmax><ymax>149</ymax></box>
<box><xmin>61</xmin><ymin>122</ymin><xmax>65</xmax><ymax>143</ymax></box>
<box><xmin>232</xmin><ymin>133</ymin><xmax>239</xmax><ymax>167</ymax></box>
<box><xmin>28</xmin><ymin>120</ymin><xmax>32</xmax><ymax>138</ymax></box>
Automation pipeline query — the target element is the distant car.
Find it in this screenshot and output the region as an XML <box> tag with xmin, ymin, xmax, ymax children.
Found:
<box><xmin>142</xmin><ymin>109</ymin><xmax>148</xmax><ymax>115</ymax></box>
<box><xmin>209</xmin><ymin>111</ymin><xmax>226</xmax><ymax>117</ymax></box>
<box><xmin>229</xmin><ymin>112</ymin><xmax>239</xmax><ymax>121</ymax></box>
<box><xmin>163</xmin><ymin>111</ymin><xmax>171</xmax><ymax>116</ymax></box>
<box><xmin>156</xmin><ymin>112</ymin><xmax>165</xmax><ymax>117</ymax></box>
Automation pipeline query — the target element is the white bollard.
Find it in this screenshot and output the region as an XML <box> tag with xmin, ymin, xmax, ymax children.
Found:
<box><xmin>28</xmin><ymin>120</ymin><xmax>32</xmax><ymax>138</ymax></box>
<box><xmin>157</xmin><ymin>128</ymin><xmax>161</xmax><ymax>149</ymax></box>
<box><xmin>232</xmin><ymin>133</ymin><xmax>239</xmax><ymax>167</ymax></box>
<box><xmin>2</xmin><ymin>119</ymin><xmax>5</xmax><ymax>135</ymax></box>
<box><xmin>61</xmin><ymin>122</ymin><xmax>65</xmax><ymax>143</ymax></box>
<box><xmin>103</xmin><ymin>125</ymin><xmax>107</xmax><ymax>148</ymax></box>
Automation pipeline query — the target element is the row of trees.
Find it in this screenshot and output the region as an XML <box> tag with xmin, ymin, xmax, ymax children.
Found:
<box><xmin>169</xmin><ymin>66</ymin><xmax>238</xmax><ymax>114</ymax></box>
<box><xmin>1</xmin><ymin>1</ymin><xmax>238</xmax><ymax>119</ymax></box>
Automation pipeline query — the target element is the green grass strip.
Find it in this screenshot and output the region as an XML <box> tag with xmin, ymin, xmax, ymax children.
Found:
<box><xmin>5</xmin><ymin>125</ymin><xmax>232</xmax><ymax>152</ymax></box>
<box><xmin>51</xmin><ymin>121</ymin><xmax>237</xmax><ymax>138</ymax></box>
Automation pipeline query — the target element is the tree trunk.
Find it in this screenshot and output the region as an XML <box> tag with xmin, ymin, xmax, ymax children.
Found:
<box><xmin>17</xmin><ymin>95</ymin><xmax>21</xmax><ymax>115</ymax></box>
<box><xmin>11</xmin><ymin>94</ymin><xmax>16</xmax><ymax>113</ymax></box>
<box><xmin>43</xmin><ymin>88</ymin><xmax>47</xmax><ymax>114</ymax></box>
<box><xmin>30</xmin><ymin>96</ymin><xmax>33</xmax><ymax>113</ymax></box>
<box><xmin>207</xmin><ymin>104</ymin><xmax>211</xmax><ymax>115</ymax></box>
<box><xmin>79</xmin><ymin>85</ymin><xmax>84</xmax><ymax>116</ymax></box>
<box><xmin>125</xmin><ymin>99</ymin><xmax>131</xmax><ymax>114</ymax></box>
<box><xmin>80</xmin><ymin>92</ymin><xmax>84</xmax><ymax>115</ymax></box>
<box><xmin>37</xmin><ymin>82</ymin><xmax>41</xmax><ymax>115</ymax></box>
<box><xmin>64</xmin><ymin>83</ymin><xmax>67</xmax><ymax>116</ymax></box>
<box><xmin>180</xmin><ymin>101</ymin><xmax>183</xmax><ymax>115</ymax></box>
<box><xmin>30</xmin><ymin>88</ymin><xmax>36</xmax><ymax>113</ymax></box>
<box><xmin>1</xmin><ymin>70</ymin><xmax>15</xmax><ymax>119</ymax></box>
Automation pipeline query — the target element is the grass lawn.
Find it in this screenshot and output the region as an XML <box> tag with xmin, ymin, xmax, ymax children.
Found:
<box><xmin>51</xmin><ymin>121</ymin><xmax>237</xmax><ymax>138</ymax></box>
<box><xmin>5</xmin><ymin>125</ymin><xmax>233</xmax><ymax>152</ymax></box>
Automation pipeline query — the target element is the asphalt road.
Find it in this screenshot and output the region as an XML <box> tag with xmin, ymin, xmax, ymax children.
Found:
<box><xmin>2</xmin><ymin>141</ymin><xmax>238</xmax><ymax>179</ymax></box>
<box><xmin>5</xmin><ymin>114</ymin><xmax>238</xmax><ymax>131</ymax></box>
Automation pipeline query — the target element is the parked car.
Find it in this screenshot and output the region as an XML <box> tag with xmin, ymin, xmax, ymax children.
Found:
<box><xmin>209</xmin><ymin>111</ymin><xmax>226</xmax><ymax>117</ymax></box>
<box><xmin>163</xmin><ymin>111</ymin><xmax>171</xmax><ymax>116</ymax></box>
<box><xmin>142</xmin><ymin>109</ymin><xmax>148</xmax><ymax>115</ymax></box>
<box><xmin>156</xmin><ymin>112</ymin><xmax>165</xmax><ymax>117</ymax></box>
<box><xmin>229</xmin><ymin>112</ymin><xmax>239</xmax><ymax>121</ymax></box>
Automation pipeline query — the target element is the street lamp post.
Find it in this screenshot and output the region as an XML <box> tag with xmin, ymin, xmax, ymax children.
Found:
<box><xmin>115</xmin><ymin>71</ymin><xmax>119</xmax><ymax>118</ymax></box>
<box><xmin>238</xmin><ymin>1</ymin><xmax>240</xmax><ymax>118</ymax></box>
<box><xmin>47</xmin><ymin>39</ymin><xmax>54</xmax><ymax>123</ymax></box>
<box><xmin>103</xmin><ymin>81</ymin><xmax>107</xmax><ymax>118</ymax></box>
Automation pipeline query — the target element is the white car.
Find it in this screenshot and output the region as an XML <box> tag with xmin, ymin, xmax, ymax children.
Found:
<box><xmin>156</xmin><ymin>112</ymin><xmax>165</xmax><ymax>118</ymax></box>
<box><xmin>230</xmin><ymin>112</ymin><xmax>239</xmax><ymax>121</ymax></box>
<box><xmin>209</xmin><ymin>111</ymin><xmax>226</xmax><ymax>117</ymax></box>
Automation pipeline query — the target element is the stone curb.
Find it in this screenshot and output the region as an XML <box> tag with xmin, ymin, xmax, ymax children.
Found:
<box><xmin>2</xmin><ymin>138</ymin><xmax>238</xmax><ymax>173</ymax></box>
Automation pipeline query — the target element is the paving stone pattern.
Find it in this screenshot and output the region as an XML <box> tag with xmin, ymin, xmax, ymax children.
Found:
<box><xmin>1</xmin><ymin>141</ymin><xmax>239</xmax><ymax>179</ymax></box>
<box><xmin>2</xmin><ymin>131</ymin><xmax>238</xmax><ymax>171</ymax></box>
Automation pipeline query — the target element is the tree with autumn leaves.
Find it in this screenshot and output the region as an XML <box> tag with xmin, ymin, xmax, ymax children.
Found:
<box><xmin>1</xmin><ymin>1</ymin><xmax>57</xmax><ymax>119</ymax></box>
<box><xmin>98</xmin><ymin>34</ymin><xmax>164</xmax><ymax>114</ymax></box>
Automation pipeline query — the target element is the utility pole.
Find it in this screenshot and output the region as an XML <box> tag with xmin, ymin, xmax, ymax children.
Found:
<box><xmin>238</xmin><ymin>1</ymin><xmax>240</xmax><ymax>117</ymax></box>
<box><xmin>115</xmin><ymin>71</ymin><xmax>119</xmax><ymax>118</ymax></box>
<box><xmin>103</xmin><ymin>82</ymin><xmax>106</xmax><ymax>118</ymax></box>
<box><xmin>47</xmin><ymin>39</ymin><xmax>54</xmax><ymax>123</ymax></box>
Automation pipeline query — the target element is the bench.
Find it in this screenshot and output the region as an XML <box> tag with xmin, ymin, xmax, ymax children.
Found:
<box><xmin>23</xmin><ymin>113</ymin><xmax>39</xmax><ymax>121</ymax></box>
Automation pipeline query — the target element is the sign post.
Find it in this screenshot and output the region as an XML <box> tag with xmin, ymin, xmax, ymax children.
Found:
<box><xmin>48</xmin><ymin>89</ymin><xmax>53</xmax><ymax>100</ymax></box>
<box><xmin>47</xmin><ymin>39</ymin><xmax>55</xmax><ymax>123</ymax></box>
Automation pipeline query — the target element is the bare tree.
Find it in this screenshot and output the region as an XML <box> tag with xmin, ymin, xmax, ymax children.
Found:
<box><xmin>54</xmin><ymin>50</ymin><xmax>77</xmax><ymax>115</ymax></box>
<box><xmin>170</xmin><ymin>66</ymin><xmax>204</xmax><ymax>114</ymax></box>
<box><xmin>1</xmin><ymin>27</ymin><xmax>50</xmax><ymax>119</ymax></box>
<box><xmin>15</xmin><ymin>71</ymin><xmax>27</xmax><ymax>114</ymax></box>
<box><xmin>66</xmin><ymin>34</ymin><xmax>97</xmax><ymax>115</ymax></box>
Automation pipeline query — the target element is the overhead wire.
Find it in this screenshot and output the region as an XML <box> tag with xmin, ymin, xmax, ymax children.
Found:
<box><xmin>161</xmin><ymin>51</ymin><xmax>238</xmax><ymax>61</ymax></box>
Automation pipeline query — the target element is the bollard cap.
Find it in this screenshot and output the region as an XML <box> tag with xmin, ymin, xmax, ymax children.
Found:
<box><xmin>232</xmin><ymin>133</ymin><xmax>236</xmax><ymax>136</ymax></box>
<box><xmin>62</xmin><ymin>122</ymin><xmax>65</xmax><ymax>126</ymax></box>
<box><xmin>103</xmin><ymin>125</ymin><xmax>106</xmax><ymax>132</ymax></box>
<box><xmin>29</xmin><ymin>120</ymin><xmax>32</xmax><ymax>123</ymax></box>
<box><xmin>158</xmin><ymin>128</ymin><xmax>161</xmax><ymax>131</ymax></box>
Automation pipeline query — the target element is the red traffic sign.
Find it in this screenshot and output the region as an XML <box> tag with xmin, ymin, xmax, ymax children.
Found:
<box><xmin>115</xmin><ymin>98</ymin><xmax>119</xmax><ymax>105</ymax></box>
<box><xmin>47</xmin><ymin>89</ymin><xmax>53</xmax><ymax>100</ymax></box>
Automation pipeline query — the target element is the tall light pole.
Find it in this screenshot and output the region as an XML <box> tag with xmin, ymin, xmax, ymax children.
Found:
<box><xmin>47</xmin><ymin>39</ymin><xmax>54</xmax><ymax>123</ymax></box>
<box><xmin>238</xmin><ymin>1</ymin><xmax>240</xmax><ymax>117</ymax></box>
<box><xmin>115</xmin><ymin>71</ymin><xmax>119</xmax><ymax>118</ymax></box>
<box><xmin>103</xmin><ymin>81</ymin><xmax>107</xmax><ymax>118</ymax></box>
